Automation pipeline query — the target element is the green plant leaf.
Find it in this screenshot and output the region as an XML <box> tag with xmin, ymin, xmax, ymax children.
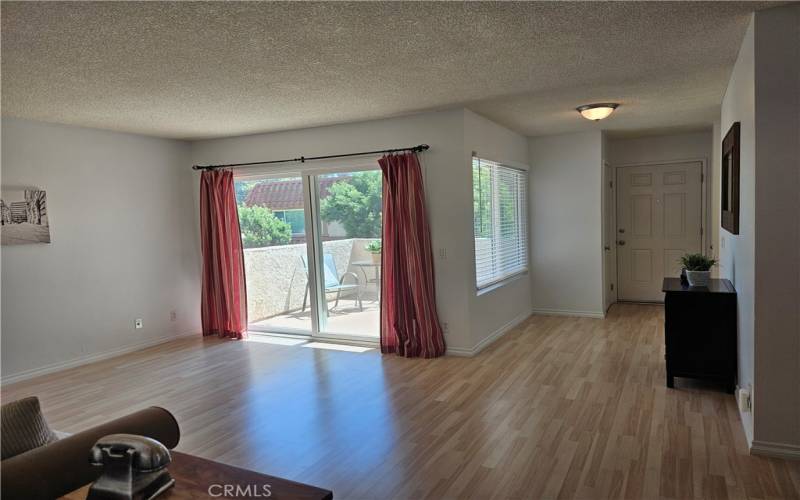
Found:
<box><xmin>679</xmin><ymin>253</ymin><xmax>717</xmax><ymax>271</ymax></box>
<box><xmin>237</xmin><ymin>205</ymin><xmax>292</xmax><ymax>248</ymax></box>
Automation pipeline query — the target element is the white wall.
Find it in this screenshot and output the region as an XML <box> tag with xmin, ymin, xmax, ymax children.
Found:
<box><xmin>191</xmin><ymin>108</ymin><xmax>533</xmax><ymax>354</ymax></box>
<box><xmin>463</xmin><ymin>110</ymin><xmax>532</xmax><ymax>349</ymax></box>
<box><xmin>720</xmin><ymin>16</ymin><xmax>757</xmax><ymax>445</ymax></box>
<box><xmin>720</xmin><ymin>4</ymin><xmax>800</xmax><ymax>453</ymax></box>
<box><xmin>191</xmin><ymin>109</ymin><xmax>482</xmax><ymax>351</ymax></box>
<box><xmin>751</xmin><ymin>4</ymin><xmax>800</xmax><ymax>452</ymax></box>
<box><xmin>528</xmin><ymin>131</ymin><xmax>604</xmax><ymax>317</ymax></box>
<box><xmin>607</xmin><ymin>130</ymin><xmax>712</xmax><ymax>167</ymax></box>
<box><xmin>1</xmin><ymin>118</ymin><xmax>201</xmax><ymax>382</ymax></box>
<box><xmin>711</xmin><ymin>120</ymin><xmax>721</xmax><ymax>277</ymax></box>
<box><xmin>0</xmin><ymin>108</ymin><xmax>531</xmax><ymax>377</ymax></box>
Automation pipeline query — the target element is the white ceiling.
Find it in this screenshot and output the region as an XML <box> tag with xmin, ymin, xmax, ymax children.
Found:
<box><xmin>0</xmin><ymin>2</ymin><xmax>778</xmax><ymax>140</ymax></box>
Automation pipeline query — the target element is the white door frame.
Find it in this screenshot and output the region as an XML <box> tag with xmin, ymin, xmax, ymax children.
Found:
<box><xmin>611</xmin><ymin>157</ymin><xmax>709</xmax><ymax>303</ymax></box>
<box><xmin>603</xmin><ymin>161</ymin><xmax>617</xmax><ymax>312</ymax></box>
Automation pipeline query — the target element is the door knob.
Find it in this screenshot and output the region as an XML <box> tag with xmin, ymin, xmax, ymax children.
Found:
<box><xmin>604</xmin><ymin>246</ymin><xmax>611</xmax><ymax>251</ymax></box>
<box><xmin>617</xmin><ymin>240</ymin><xmax>626</xmax><ymax>246</ymax></box>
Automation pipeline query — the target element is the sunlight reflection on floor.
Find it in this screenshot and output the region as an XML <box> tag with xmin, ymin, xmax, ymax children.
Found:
<box><xmin>245</xmin><ymin>335</ymin><xmax>308</xmax><ymax>346</ymax></box>
<box><xmin>303</xmin><ymin>342</ymin><xmax>375</xmax><ymax>353</ymax></box>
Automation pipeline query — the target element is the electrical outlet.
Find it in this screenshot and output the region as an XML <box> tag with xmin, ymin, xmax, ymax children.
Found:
<box><xmin>738</xmin><ymin>386</ymin><xmax>752</xmax><ymax>412</ymax></box>
<box><xmin>170</xmin><ymin>310</ymin><xmax>177</xmax><ymax>322</ymax></box>
<box><xmin>439</xmin><ymin>248</ymin><xmax>447</xmax><ymax>259</ymax></box>
<box><xmin>135</xmin><ymin>318</ymin><xmax>143</xmax><ymax>330</ymax></box>
<box><xmin>442</xmin><ymin>322</ymin><xmax>449</xmax><ymax>333</ymax></box>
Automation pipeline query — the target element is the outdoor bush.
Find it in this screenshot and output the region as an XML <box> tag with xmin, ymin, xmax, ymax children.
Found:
<box><xmin>237</xmin><ymin>205</ymin><xmax>292</xmax><ymax>248</ymax></box>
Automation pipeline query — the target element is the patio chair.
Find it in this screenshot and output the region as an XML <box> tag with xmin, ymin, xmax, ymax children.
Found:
<box><xmin>301</xmin><ymin>253</ymin><xmax>363</xmax><ymax>312</ymax></box>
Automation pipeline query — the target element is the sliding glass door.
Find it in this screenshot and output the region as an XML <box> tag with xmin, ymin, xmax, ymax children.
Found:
<box><xmin>234</xmin><ymin>175</ymin><xmax>313</xmax><ymax>334</ymax></box>
<box><xmin>234</xmin><ymin>165</ymin><xmax>381</xmax><ymax>341</ymax></box>
<box><xmin>314</xmin><ymin>171</ymin><xmax>381</xmax><ymax>338</ymax></box>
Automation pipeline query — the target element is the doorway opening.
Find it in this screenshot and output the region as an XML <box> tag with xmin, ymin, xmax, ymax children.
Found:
<box><xmin>234</xmin><ymin>164</ymin><xmax>382</xmax><ymax>341</ymax></box>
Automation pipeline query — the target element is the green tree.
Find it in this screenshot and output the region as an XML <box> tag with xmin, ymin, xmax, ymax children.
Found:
<box><xmin>237</xmin><ymin>205</ymin><xmax>292</xmax><ymax>248</ymax></box>
<box><xmin>473</xmin><ymin>162</ymin><xmax>492</xmax><ymax>238</ymax></box>
<box><xmin>473</xmin><ymin>163</ymin><xmax>518</xmax><ymax>239</ymax></box>
<box><xmin>319</xmin><ymin>172</ymin><xmax>382</xmax><ymax>237</ymax></box>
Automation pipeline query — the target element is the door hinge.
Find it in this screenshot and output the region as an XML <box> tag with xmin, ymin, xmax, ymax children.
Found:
<box><xmin>701</xmin><ymin>173</ymin><xmax>704</xmax><ymax>183</ymax></box>
<box><xmin>701</xmin><ymin>227</ymin><xmax>704</xmax><ymax>235</ymax></box>
<box><xmin>610</xmin><ymin>283</ymin><xmax>614</xmax><ymax>291</ymax></box>
<box><xmin>609</xmin><ymin>181</ymin><xmax>613</xmax><ymax>188</ymax></box>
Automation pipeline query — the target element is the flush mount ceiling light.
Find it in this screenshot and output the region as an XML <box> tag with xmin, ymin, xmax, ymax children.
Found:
<box><xmin>576</xmin><ymin>103</ymin><xmax>619</xmax><ymax>121</ymax></box>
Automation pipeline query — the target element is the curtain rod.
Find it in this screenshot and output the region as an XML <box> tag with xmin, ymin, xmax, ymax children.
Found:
<box><xmin>192</xmin><ymin>144</ymin><xmax>430</xmax><ymax>171</ymax></box>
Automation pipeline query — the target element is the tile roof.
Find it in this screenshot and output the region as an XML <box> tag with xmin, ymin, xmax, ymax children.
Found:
<box><xmin>245</xmin><ymin>175</ymin><xmax>352</xmax><ymax>211</ymax></box>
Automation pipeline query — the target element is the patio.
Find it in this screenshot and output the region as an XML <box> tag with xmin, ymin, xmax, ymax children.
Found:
<box><xmin>244</xmin><ymin>237</ymin><xmax>381</xmax><ymax>338</ymax></box>
<box><xmin>251</xmin><ymin>299</ymin><xmax>380</xmax><ymax>338</ymax></box>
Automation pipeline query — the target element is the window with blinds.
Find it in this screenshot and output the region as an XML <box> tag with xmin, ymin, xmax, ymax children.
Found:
<box><xmin>472</xmin><ymin>157</ymin><xmax>528</xmax><ymax>290</ymax></box>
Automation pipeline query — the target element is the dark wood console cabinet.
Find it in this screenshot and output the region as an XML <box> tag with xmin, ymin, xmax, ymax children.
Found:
<box><xmin>662</xmin><ymin>277</ymin><xmax>737</xmax><ymax>393</ymax></box>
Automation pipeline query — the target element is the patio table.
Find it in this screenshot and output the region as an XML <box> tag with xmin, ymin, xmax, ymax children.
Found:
<box><xmin>351</xmin><ymin>260</ymin><xmax>381</xmax><ymax>301</ymax></box>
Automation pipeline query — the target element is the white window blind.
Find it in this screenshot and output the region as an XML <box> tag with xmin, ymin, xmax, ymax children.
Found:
<box><xmin>472</xmin><ymin>157</ymin><xmax>528</xmax><ymax>290</ymax></box>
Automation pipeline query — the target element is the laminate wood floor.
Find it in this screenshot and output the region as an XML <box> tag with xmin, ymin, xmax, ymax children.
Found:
<box><xmin>3</xmin><ymin>304</ymin><xmax>799</xmax><ymax>499</ymax></box>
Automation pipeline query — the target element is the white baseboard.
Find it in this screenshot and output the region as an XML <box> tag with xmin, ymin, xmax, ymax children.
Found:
<box><xmin>446</xmin><ymin>310</ymin><xmax>531</xmax><ymax>357</ymax></box>
<box><xmin>530</xmin><ymin>308</ymin><xmax>606</xmax><ymax>319</ymax></box>
<box><xmin>751</xmin><ymin>440</ymin><xmax>800</xmax><ymax>460</ymax></box>
<box><xmin>445</xmin><ymin>346</ymin><xmax>474</xmax><ymax>357</ymax></box>
<box><xmin>1</xmin><ymin>331</ymin><xmax>198</xmax><ymax>386</ymax></box>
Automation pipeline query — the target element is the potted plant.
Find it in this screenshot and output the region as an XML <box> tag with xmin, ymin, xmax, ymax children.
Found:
<box><xmin>365</xmin><ymin>240</ymin><xmax>382</xmax><ymax>264</ymax></box>
<box><xmin>679</xmin><ymin>253</ymin><xmax>717</xmax><ymax>287</ymax></box>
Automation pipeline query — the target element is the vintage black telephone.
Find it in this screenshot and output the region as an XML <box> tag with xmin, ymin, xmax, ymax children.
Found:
<box><xmin>88</xmin><ymin>434</ymin><xmax>175</xmax><ymax>500</ymax></box>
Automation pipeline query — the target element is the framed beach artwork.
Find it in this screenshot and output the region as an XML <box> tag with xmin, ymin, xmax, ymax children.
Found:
<box><xmin>1</xmin><ymin>188</ymin><xmax>51</xmax><ymax>245</ymax></box>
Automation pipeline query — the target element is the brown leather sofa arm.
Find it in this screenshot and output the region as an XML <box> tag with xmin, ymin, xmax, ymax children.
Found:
<box><xmin>1</xmin><ymin>406</ymin><xmax>180</xmax><ymax>500</ymax></box>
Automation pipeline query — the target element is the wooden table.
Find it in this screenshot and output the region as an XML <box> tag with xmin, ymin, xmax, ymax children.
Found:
<box><xmin>62</xmin><ymin>451</ymin><xmax>333</xmax><ymax>500</ymax></box>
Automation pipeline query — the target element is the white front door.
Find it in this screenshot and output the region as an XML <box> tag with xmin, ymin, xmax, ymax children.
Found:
<box><xmin>616</xmin><ymin>162</ymin><xmax>703</xmax><ymax>302</ymax></box>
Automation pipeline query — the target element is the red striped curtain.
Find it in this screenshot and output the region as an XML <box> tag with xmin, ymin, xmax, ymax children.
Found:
<box><xmin>379</xmin><ymin>152</ymin><xmax>446</xmax><ymax>358</ymax></box>
<box><xmin>200</xmin><ymin>170</ymin><xmax>247</xmax><ymax>339</ymax></box>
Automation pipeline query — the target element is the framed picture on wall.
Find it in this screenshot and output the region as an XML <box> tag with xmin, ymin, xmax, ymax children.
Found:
<box><xmin>721</xmin><ymin>122</ymin><xmax>740</xmax><ymax>235</ymax></box>
<box><xmin>0</xmin><ymin>188</ymin><xmax>51</xmax><ymax>245</ymax></box>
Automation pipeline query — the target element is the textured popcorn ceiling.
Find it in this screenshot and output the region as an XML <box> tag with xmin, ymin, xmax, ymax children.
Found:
<box><xmin>0</xmin><ymin>1</ymin><xmax>777</xmax><ymax>139</ymax></box>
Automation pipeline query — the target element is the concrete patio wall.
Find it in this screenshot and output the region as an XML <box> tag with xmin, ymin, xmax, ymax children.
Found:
<box><xmin>244</xmin><ymin>237</ymin><xmax>379</xmax><ymax>322</ymax></box>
